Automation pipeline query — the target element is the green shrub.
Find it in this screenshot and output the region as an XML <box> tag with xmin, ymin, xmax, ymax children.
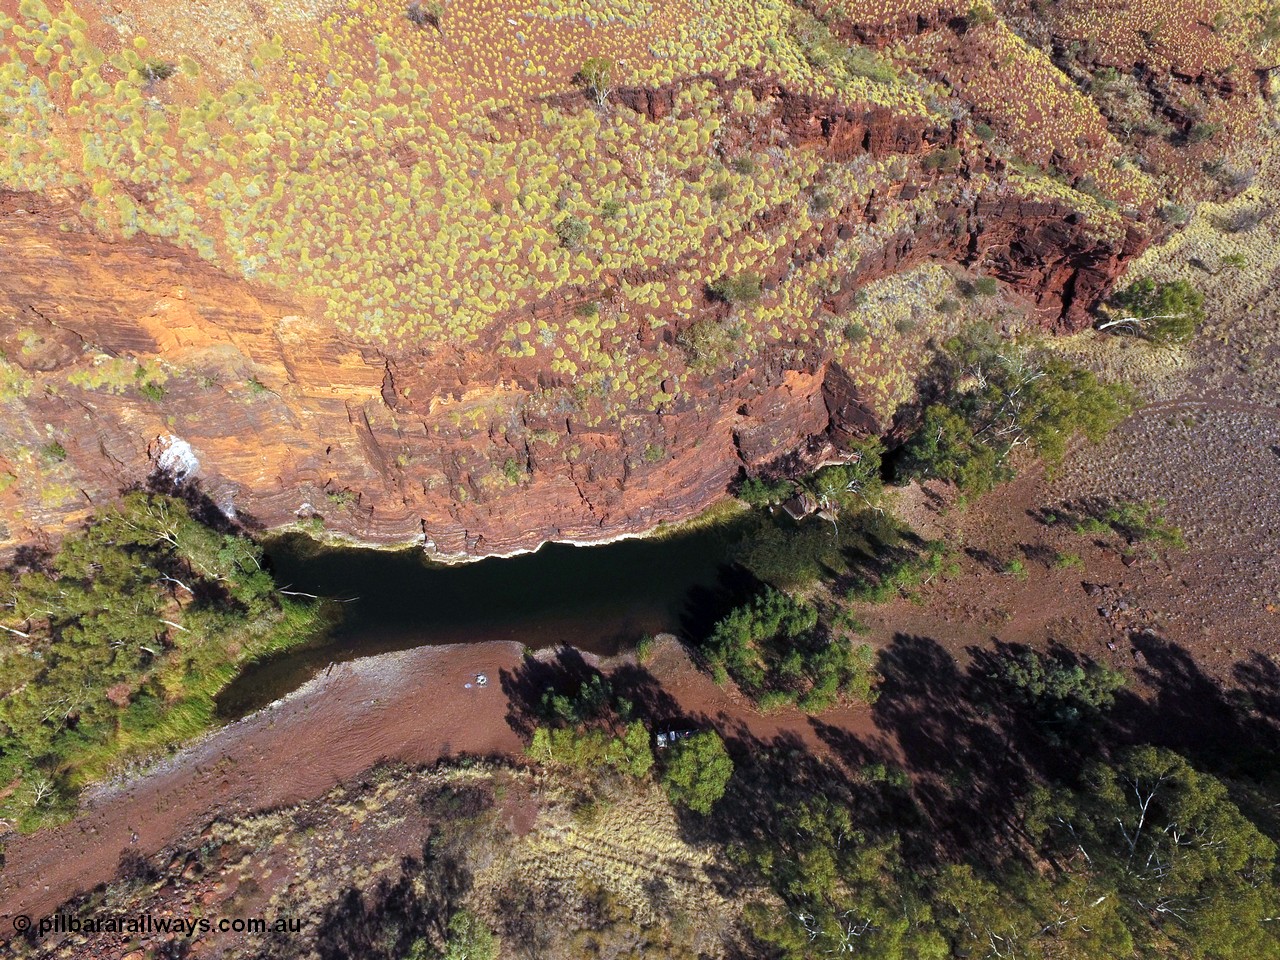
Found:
<box><xmin>737</xmin><ymin>476</ymin><xmax>793</xmax><ymax>508</ymax></box>
<box><xmin>662</xmin><ymin>730</ymin><xmax>733</xmax><ymax>814</ymax></box>
<box><xmin>790</xmin><ymin>10</ymin><xmax>898</xmax><ymax>85</ymax></box>
<box><xmin>809</xmin><ymin>190</ymin><xmax>835</xmax><ymax>215</ymax></box>
<box><xmin>678</xmin><ymin>318</ymin><xmax>742</xmax><ymax>373</ymax></box>
<box><xmin>1158</xmin><ymin>202</ymin><xmax>1191</xmax><ymax>226</ymax></box>
<box><xmin>845</xmin><ymin>541</ymin><xmax>949</xmax><ymax>603</ymax></box>
<box><xmin>922</xmin><ymin>148</ymin><xmax>962</xmax><ymax>173</ymax></box>
<box><xmin>839</xmin><ymin>44</ymin><xmax>899</xmax><ymax>84</ymax></box>
<box><xmin>443</xmin><ymin>910</ymin><xmax>499</xmax><ymax>960</ymax></box>
<box><xmin>1073</xmin><ymin>499</ymin><xmax>1185</xmax><ymax>549</ymax></box>
<box><xmin>527</xmin><ymin>722</ymin><xmax>653</xmax><ymax>779</ymax></box>
<box><xmin>554</xmin><ymin>214</ymin><xmax>590</xmax><ymax>250</ymax></box>
<box><xmin>708</xmin><ymin>180</ymin><xmax>732</xmax><ymax>202</ymax></box>
<box><xmin>966</xmin><ymin>3</ymin><xmax>997</xmax><ymax>26</ymax></box>
<box><xmin>1187</xmin><ymin>122</ymin><xmax>1220</xmax><ymax>144</ymax></box>
<box><xmin>140</xmin><ymin>60</ymin><xmax>176</xmax><ymax>82</ymax></box>
<box><xmin>406</xmin><ymin>1</ymin><xmax>444</xmax><ymax>29</ymax></box>
<box><xmin>801</xmin><ymin>437</ymin><xmax>884</xmax><ymax>512</ymax></box>
<box><xmin>758</xmin><ymin>690</ymin><xmax>797</xmax><ymax>712</ymax></box>
<box><xmin>139</xmin><ymin>380</ymin><xmax>165</xmax><ymax>401</ymax></box>
<box><xmin>843</xmin><ymin>321</ymin><xmax>869</xmax><ymax>342</ymax></box>
<box><xmin>709</xmin><ymin>271</ymin><xmax>763</xmax><ymax>306</ymax></box>
<box><xmin>635</xmin><ymin>634</ymin><xmax>656</xmax><ymax>664</ymax></box>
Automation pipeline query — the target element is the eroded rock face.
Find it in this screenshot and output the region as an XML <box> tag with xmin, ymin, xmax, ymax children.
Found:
<box><xmin>0</xmin><ymin>168</ymin><xmax>1145</xmax><ymax>559</ymax></box>
<box><xmin>0</xmin><ymin>46</ymin><xmax>1252</xmax><ymax>556</ymax></box>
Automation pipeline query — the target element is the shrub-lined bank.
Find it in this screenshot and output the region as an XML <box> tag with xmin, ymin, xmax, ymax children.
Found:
<box><xmin>0</xmin><ymin>493</ymin><xmax>327</xmax><ymax>831</ymax></box>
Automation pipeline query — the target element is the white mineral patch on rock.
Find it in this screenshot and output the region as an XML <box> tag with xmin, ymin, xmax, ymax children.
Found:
<box><xmin>153</xmin><ymin>435</ymin><xmax>200</xmax><ymax>481</ymax></box>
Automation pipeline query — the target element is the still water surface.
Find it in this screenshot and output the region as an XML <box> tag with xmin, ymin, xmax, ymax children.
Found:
<box><xmin>217</xmin><ymin>515</ymin><xmax>758</xmax><ymax>717</ymax></box>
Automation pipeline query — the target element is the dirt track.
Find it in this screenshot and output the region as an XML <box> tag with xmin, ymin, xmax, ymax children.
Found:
<box><xmin>0</xmin><ymin>637</ymin><xmax>878</xmax><ymax>926</ymax></box>
<box><xmin>0</xmin><ymin>642</ymin><xmax>525</xmax><ymax>925</ymax></box>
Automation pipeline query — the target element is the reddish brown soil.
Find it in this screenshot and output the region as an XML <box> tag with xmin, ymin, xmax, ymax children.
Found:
<box><xmin>0</xmin><ymin>643</ymin><xmax>527</xmax><ymax>925</ymax></box>
<box><xmin>0</xmin><ymin>636</ymin><xmax>877</xmax><ymax>927</ymax></box>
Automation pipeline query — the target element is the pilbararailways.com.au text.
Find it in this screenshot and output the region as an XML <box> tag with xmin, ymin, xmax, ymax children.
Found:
<box><xmin>11</xmin><ymin>912</ymin><xmax>306</xmax><ymax>937</ymax></box>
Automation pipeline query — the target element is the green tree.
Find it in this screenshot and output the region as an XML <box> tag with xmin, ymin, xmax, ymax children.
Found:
<box><xmin>618</xmin><ymin>721</ymin><xmax>654</xmax><ymax>778</ymax></box>
<box><xmin>899</xmin><ymin>404</ymin><xmax>1002</xmax><ymax>494</ymax></box>
<box><xmin>801</xmin><ymin>437</ymin><xmax>884</xmax><ymax>513</ymax></box>
<box><xmin>406</xmin><ymin>1</ymin><xmax>445</xmax><ymax>30</ymax></box>
<box><xmin>1032</xmin><ymin>747</ymin><xmax>1280</xmax><ymax>959</ymax></box>
<box><xmin>662</xmin><ymin>730</ymin><xmax>733</xmax><ymax>814</ymax></box>
<box><xmin>933</xmin><ymin>863</ymin><xmax>1134</xmax><ymax>960</ymax></box>
<box><xmin>0</xmin><ymin>493</ymin><xmax>321</xmax><ymax>831</ymax></box>
<box><xmin>705</xmin><ymin>583</ymin><xmax>877</xmax><ymax>708</ymax></box>
<box><xmin>578</xmin><ymin>56</ymin><xmax>615</xmax><ymax>107</ymax></box>
<box><xmin>898</xmin><ymin>331</ymin><xmax>1130</xmax><ymax>493</ymax></box>
<box><xmin>443</xmin><ymin>909</ymin><xmax>498</xmax><ymax>960</ymax></box>
<box><xmin>737</xmin><ymin>476</ymin><xmax>794</xmax><ymax>507</ymax></box>
<box><xmin>1102</xmin><ymin>278</ymin><xmax>1206</xmax><ymax>344</ymax></box>
<box><xmin>554</xmin><ymin>214</ymin><xmax>589</xmax><ymax>250</ymax></box>
<box><xmin>991</xmin><ymin>647</ymin><xmax>1125</xmax><ymax>736</ymax></box>
<box><xmin>704</xmin><ymin>588</ymin><xmax>818</xmax><ymax>692</ymax></box>
<box><xmin>749</xmin><ymin>795</ymin><xmax>948</xmax><ymax>959</ymax></box>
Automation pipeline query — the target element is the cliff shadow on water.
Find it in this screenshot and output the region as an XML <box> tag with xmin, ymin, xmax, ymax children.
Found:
<box><xmin>216</xmin><ymin>510</ymin><xmax>772</xmax><ymax>719</ymax></box>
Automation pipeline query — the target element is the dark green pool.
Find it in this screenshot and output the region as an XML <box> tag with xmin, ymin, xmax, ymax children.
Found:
<box><xmin>216</xmin><ymin>512</ymin><xmax>761</xmax><ymax>717</ymax></box>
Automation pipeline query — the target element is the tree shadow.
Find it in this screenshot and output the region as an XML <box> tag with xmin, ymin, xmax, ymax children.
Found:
<box><xmin>304</xmin><ymin>835</ymin><xmax>468</xmax><ymax>960</ymax></box>
<box><xmin>1018</xmin><ymin>541</ymin><xmax>1059</xmax><ymax>569</ymax></box>
<box><xmin>672</xmin><ymin>726</ymin><xmax>845</xmax><ymax>889</ymax></box>
<box><xmin>833</xmin><ymin>515</ymin><xmax>929</xmax><ymax>592</ymax></box>
<box><xmin>8</xmin><ymin>543</ymin><xmax>53</xmax><ymax>572</ymax></box>
<box><xmin>964</xmin><ymin>546</ymin><xmax>1004</xmax><ymax>573</ymax></box>
<box><xmin>678</xmin><ymin>562</ymin><xmax>761</xmax><ymax>647</ymax></box>
<box><xmin>1109</xmin><ymin>633</ymin><xmax>1279</xmax><ymax>778</ymax></box>
<box><xmin>140</xmin><ymin>475</ymin><xmax>263</xmax><ymax>535</ymax></box>
<box><xmin>870</xmin><ymin>634</ymin><xmax>1050</xmax><ymax>867</ymax></box>
<box><xmin>492</xmin><ymin>877</ymin><xmax>560</xmax><ymax>960</ymax></box>
<box><xmin>498</xmin><ymin>646</ymin><xmax>601</xmax><ymax>738</ymax></box>
<box><xmin>1232</xmin><ymin>652</ymin><xmax>1280</xmax><ymax>733</ymax></box>
<box><xmin>498</xmin><ymin>646</ymin><xmax>686</xmax><ymax>737</ymax></box>
<box><xmin>608</xmin><ymin>662</ymin><xmax>685</xmax><ymax>726</ymax></box>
